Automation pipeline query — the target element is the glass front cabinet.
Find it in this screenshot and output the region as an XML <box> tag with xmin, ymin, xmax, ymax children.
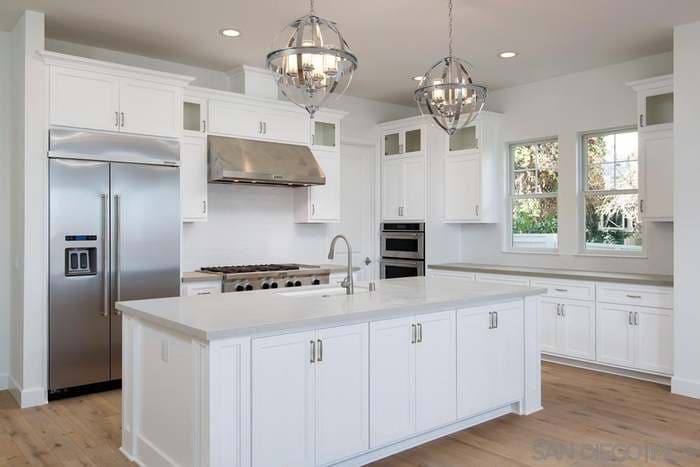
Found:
<box><xmin>382</xmin><ymin>125</ymin><xmax>424</xmax><ymax>157</ymax></box>
<box><xmin>311</xmin><ymin>118</ymin><xmax>339</xmax><ymax>151</ymax></box>
<box><xmin>629</xmin><ymin>74</ymin><xmax>674</xmax><ymax>131</ymax></box>
<box><xmin>183</xmin><ymin>95</ymin><xmax>208</xmax><ymax>137</ymax></box>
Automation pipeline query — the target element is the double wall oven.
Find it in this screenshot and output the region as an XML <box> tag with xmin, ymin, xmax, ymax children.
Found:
<box><xmin>380</xmin><ymin>223</ymin><xmax>425</xmax><ymax>279</ymax></box>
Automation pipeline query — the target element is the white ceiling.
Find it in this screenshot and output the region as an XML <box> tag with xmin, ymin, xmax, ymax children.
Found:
<box><xmin>2</xmin><ymin>0</ymin><xmax>699</xmax><ymax>105</ymax></box>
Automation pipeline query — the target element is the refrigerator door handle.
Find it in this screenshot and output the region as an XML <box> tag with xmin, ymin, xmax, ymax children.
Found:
<box><xmin>114</xmin><ymin>194</ymin><xmax>122</xmax><ymax>316</ymax></box>
<box><xmin>101</xmin><ymin>194</ymin><xmax>109</xmax><ymax>317</ymax></box>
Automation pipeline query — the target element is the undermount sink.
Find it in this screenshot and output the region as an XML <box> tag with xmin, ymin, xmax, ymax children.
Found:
<box><xmin>279</xmin><ymin>286</ymin><xmax>369</xmax><ymax>298</ymax></box>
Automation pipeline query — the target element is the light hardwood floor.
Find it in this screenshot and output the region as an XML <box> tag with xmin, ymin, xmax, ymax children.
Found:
<box><xmin>1</xmin><ymin>363</ymin><xmax>700</xmax><ymax>466</ymax></box>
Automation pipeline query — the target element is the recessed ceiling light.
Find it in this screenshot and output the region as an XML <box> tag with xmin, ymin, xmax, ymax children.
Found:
<box><xmin>498</xmin><ymin>51</ymin><xmax>518</xmax><ymax>59</ymax></box>
<box><xmin>413</xmin><ymin>75</ymin><xmax>424</xmax><ymax>82</ymax></box>
<box><xmin>220</xmin><ymin>28</ymin><xmax>241</xmax><ymax>38</ymax></box>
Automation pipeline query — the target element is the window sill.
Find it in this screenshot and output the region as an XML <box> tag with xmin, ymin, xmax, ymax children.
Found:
<box><xmin>501</xmin><ymin>249</ymin><xmax>560</xmax><ymax>256</ymax></box>
<box><xmin>574</xmin><ymin>252</ymin><xmax>648</xmax><ymax>260</ymax></box>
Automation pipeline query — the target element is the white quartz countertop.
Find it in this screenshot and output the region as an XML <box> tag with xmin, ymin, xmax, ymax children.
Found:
<box><xmin>429</xmin><ymin>263</ymin><xmax>674</xmax><ymax>287</ymax></box>
<box><xmin>117</xmin><ymin>277</ymin><xmax>545</xmax><ymax>341</ymax></box>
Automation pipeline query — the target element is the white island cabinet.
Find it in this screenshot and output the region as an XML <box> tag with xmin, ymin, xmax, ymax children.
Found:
<box><xmin>117</xmin><ymin>277</ymin><xmax>544</xmax><ymax>467</ymax></box>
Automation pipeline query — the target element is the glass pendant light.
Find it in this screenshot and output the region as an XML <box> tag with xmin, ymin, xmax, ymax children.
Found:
<box><xmin>414</xmin><ymin>0</ymin><xmax>487</xmax><ymax>136</ymax></box>
<box><xmin>266</xmin><ymin>0</ymin><xmax>358</xmax><ymax>118</ymax></box>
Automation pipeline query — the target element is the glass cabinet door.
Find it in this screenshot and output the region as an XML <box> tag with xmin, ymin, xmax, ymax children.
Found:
<box><xmin>448</xmin><ymin>125</ymin><xmax>478</xmax><ymax>153</ymax></box>
<box><xmin>644</xmin><ymin>92</ymin><xmax>673</xmax><ymax>127</ymax></box>
<box><xmin>313</xmin><ymin>120</ymin><xmax>337</xmax><ymax>149</ymax></box>
<box><xmin>183</xmin><ymin>98</ymin><xmax>206</xmax><ymax>135</ymax></box>
<box><xmin>404</xmin><ymin>129</ymin><xmax>422</xmax><ymax>154</ymax></box>
<box><xmin>384</xmin><ymin>131</ymin><xmax>401</xmax><ymax>156</ymax></box>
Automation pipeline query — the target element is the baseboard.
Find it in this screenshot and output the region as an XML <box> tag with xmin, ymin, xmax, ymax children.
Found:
<box><xmin>7</xmin><ymin>375</ymin><xmax>47</xmax><ymax>408</ymax></box>
<box><xmin>0</xmin><ymin>373</ymin><xmax>7</xmax><ymax>391</ymax></box>
<box><xmin>542</xmin><ymin>354</ymin><xmax>672</xmax><ymax>386</ymax></box>
<box><xmin>671</xmin><ymin>376</ymin><xmax>700</xmax><ymax>399</ymax></box>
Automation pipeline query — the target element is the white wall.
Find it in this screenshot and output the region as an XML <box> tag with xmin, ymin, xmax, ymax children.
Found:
<box><xmin>0</xmin><ymin>31</ymin><xmax>11</xmax><ymax>389</ymax></box>
<box><xmin>672</xmin><ymin>22</ymin><xmax>700</xmax><ymax>399</ymax></box>
<box><xmin>44</xmin><ymin>39</ymin><xmax>416</xmax><ymax>271</ymax></box>
<box><xmin>459</xmin><ymin>52</ymin><xmax>674</xmax><ymax>274</ymax></box>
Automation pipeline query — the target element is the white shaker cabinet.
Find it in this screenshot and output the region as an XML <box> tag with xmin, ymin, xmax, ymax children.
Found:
<box><xmin>49</xmin><ymin>66</ymin><xmax>120</xmax><ymax>132</ymax></box>
<box><xmin>381</xmin><ymin>156</ymin><xmax>426</xmax><ymax>221</ymax></box>
<box><xmin>45</xmin><ymin>58</ymin><xmax>188</xmax><ymax>138</ymax></box>
<box><xmin>596</xmin><ymin>303</ymin><xmax>672</xmax><ymax>375</ymax></box>
<box><xmin>180</xmin><ymin>136</ymin><xmax>208</xmax><ymax>222</ymax></box>
<box><xmin>369</xmin><ymin>310</ymin><xmax>456</xmax><ymax>447</ymax></box>
<box><xmin>252</xmin><ymin>323</ymin><xmax>369</xmax><ymax>467</ymax></box>
<box><xmin>294</xmin><ymin>150</ymin><xmax>341</xmax><ymax>223</ymax></box>
<box><xmin>444</xmin><ymin>154</ymin><xmax>481</xmax><ymax>222</ymax></box>
<box><xmin>537</xmin><ymin>298</ymin><xmax>596</xmax><ymax>361</ymax></box>
<box><xmin>456</xmin><ymin>302</ymin><xmax>524</xmax><ymax>419</ymax></box>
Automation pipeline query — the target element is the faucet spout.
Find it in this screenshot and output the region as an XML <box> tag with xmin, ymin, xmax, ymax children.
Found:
<box><xmin>327</xmin><ymin>234</ymin><xmax>354</xmax><ymax>295</ymax></box>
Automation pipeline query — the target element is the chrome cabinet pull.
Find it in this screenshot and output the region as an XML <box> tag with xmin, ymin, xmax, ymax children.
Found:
<box><xmin>114</xmin><ymin>194</ymin><xmax>122</xmax><ymax>316</ymax></box>
<box><xmin>114</xmin><ymin>111</ymin><xmax>119</xmax><ymax>128</ymax></box>
<box><xmin>101</xmin><ymin>194</ymin><xmax>109</xmax><ymax>317</ymax></box>
<box><xmin>626</xmin><ymin>294</ymin><xmax>642</xmax><ymax>299</ymax></box>
<box><xmin>310</xmin><ymin>340</ymin><xmax>316</xmax><ymax>363</ymax></box>
<box><xmin>628</xmin><ymin>311</ymin><xmax>633</xmax><ymax>325</ymax></box>
<box><xmin>554</xmin><ymin>288</ymin><xmax>568</xmax><ymax>293</ymax></box>
<box><xmin>312</xmin><ymin>204</ymin><xmax>316</xmax><ymax>216</ymax></box>
<box><xmin>120</xmin><ymin>112</ymin><xmax>125</xmax><ymax>128</ymax></box>
<box><xmin>202</xmin><ymin>120</ymin><xmax>206</xmax><ymax>133</ymax></box>
<box><xmin>417</xmin><ymin>323</ymin><xmax>423</xmax><ymax>343</ymax></box>
<box><xmin>411</xmin><ymin>324</ymin><xmax>417</xmax><ymax>344</ymax></box>
<box><xmin>317</xmin><ymin>339</ymin><xmax>323</xmax><ymax>362</ymax></box>
<box><xmin>258</xmin><ymin>122</ymin><xmax>262</xmax><ymax>134</ymax></box>
<box><xmin>560</xmin><ymin>304</ymin><xmax>565</xmax><ymax>317</ymax></box>
<box><xmin>488</xmin><ymin>311</ymin><xmax>494</xmax><ymax>329</ymax></box>
<box><xmin>556</xmin><ymin>304</ymin><xmax>561</xmax><ymax>316</ymax></box>
<box><xmin>640</xmin><ymin>199</ymin><xmax>645</xmax><ymax>213</ymax></box>
<box><xmin>639</xmin><ymin>113</ymin><xmax>644</xmax><ymax>127</ymax></box>
<box><xmin>634</xmin><ymin>312</ymin><xmax>640</xmax><ymax>326</ymax></box>
<box><xmin>494</xmin><ymin>311</ymin><xmax>498</xmax><ymax>328</ymax></box>
<box><xmin>475</xmin><ymin>205</ymin><xmax>480</xmax><ymax>217</ymax></box>
<box><xmin>202</xmin><ymin>200</ymin><xmax>207</xmax><ymax>214</ymax></box>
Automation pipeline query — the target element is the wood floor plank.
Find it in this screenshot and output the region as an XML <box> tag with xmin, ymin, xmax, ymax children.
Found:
<box><xmin>0</xmin><ymin>363</ymin><xmax>699</xmax><ymax>466</ymax></box>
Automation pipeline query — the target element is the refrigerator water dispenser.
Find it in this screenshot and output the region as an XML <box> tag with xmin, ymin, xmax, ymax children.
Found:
<box><xmin>65</xmin><ymin>247</ymin><xmax>96</xmax><ymax>276</ymax></box>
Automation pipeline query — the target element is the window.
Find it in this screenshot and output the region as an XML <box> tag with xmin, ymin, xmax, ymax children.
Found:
<box><xmin>581</xmin><ymin>128</ymin><xmax>642</xmax><ymax>253</ymax></box>
<box><xmin>508</xmin><ymin>139</ymin><xmax>559</xmax><ymax>251</ymax></box>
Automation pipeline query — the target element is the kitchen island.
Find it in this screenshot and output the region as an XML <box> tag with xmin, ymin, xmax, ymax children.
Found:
<box><xmin>116</xmin><ymin>276</ymin><xmax>545</xmax><ymax>467</ymax></box>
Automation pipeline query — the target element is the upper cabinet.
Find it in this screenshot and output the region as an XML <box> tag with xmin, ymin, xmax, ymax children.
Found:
<box><xmin>382</xmin><ymin>126</ymin><xmax>424</xmax><ymax>157</ymax></box>
<box><xmin>182</xmin><ymin>95</ymin><xmax>208</xmax><ymax>137</ymax></box>
<box><xmin>208</xmin><ymin>97</ymin><xmax>309</xmax><ymax>145</ymax></box>
<box><xmin>628</xmin><ymin>75</ymin><xmax>674</xmax><ymax>222</ymax></box>
<box><xmin>42</xmin><ymin>51</ymin><xmax>193</xmax><ymax>139</ymax></box>
<box><xmin>311</xmin><ymin>117</ymin><xmax>340</xmax><ymax>151</ymax></box>
<box><xmin>443</xmin><ymin>112</ymin><xmax>503</xmax><ymax>223</ymax></box>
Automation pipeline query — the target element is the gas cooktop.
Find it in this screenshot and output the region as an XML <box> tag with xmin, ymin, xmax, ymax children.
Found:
<box><xmin>200</xmin><ymin>264</ymin><xmax>302</xmax><ymax>274</ymax></box>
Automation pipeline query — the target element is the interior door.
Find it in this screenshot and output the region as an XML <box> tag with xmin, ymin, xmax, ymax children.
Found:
<box><xmin>315</xmin><ymin>323</ymin><xmax>369</xmax><ymax>465</ymax></box>
<box><xmin>111</xmin><ymin>163</ymin><xmax>181</xmax><ymax>380</ymax></box>
<box><xmin>415</xmin><ymin>310</ymin><xmax>456</xmax><ymax>432</ymax></box>
<box><xmin>252</xmin><ymin>331</ymin><xmax>316</xmax><ymax>467</ymax></box>
<box><xmin>118</xmin><ymin>78</ymin><xmax>180</xmax><ymax>138</ymax></box>
<box><xmin>596</xmin><ymin>304</ymin><xmax>635</xmax><ymax>368</ymax></box>
<box><xmin>49</xmin><ymin>159</ymin><xmax>112</xmax><ymax>390</ymax></box>
<box><xmin>369</xmin><ymin>316</ymin><xmax>416</xmax><ymax>447</ymax></box>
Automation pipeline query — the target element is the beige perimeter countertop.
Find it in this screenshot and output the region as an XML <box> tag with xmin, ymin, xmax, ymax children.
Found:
<box><xmin>118</xmin><ymin>276</ymin><xmax>545</xmax><ymax>341</ymax></box>
<box><xmin>429</xmin><ymin>263</ymin><xmax>673</xmax><ymax>287</ymax></box>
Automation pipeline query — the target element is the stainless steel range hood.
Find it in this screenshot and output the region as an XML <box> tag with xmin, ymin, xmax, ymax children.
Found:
<box><xmin>208</xmin><ymin>135</ymin><xmax>325</xmax><ymax>186</ymax></box>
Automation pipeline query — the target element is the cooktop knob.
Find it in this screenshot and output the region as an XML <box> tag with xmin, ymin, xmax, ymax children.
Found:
<box><xmin>271</xmin><ymin>282</ymin><xmax>278</xmax><ymax>289</ymax></box>
<box><xmin>245</xmin><ymin>284</ymin><xmax>254</xmax><ymax>291</ymax></box>
<box><xmin>285</xmin><ymin>281</ymin><xmax>294</xmax><ymax>287</ymax></box>
<box><xmin>235</xmin><ymin>285</ymin><xmax>245</xmax><ymax>292</ymax></box>
<box><xmin>294</xmin><ymin>280</ymin><xmax>302</xmax><ymax>287</ymax></box>
<box><xmin>262</xmin><ymin>283</ymin><xmax>270</xmax><ymax>290</ymax></box>
<box><xmin>312</xmin><ymin>279</ymin><xmax>321</xmax><ymax>285</ymax></box>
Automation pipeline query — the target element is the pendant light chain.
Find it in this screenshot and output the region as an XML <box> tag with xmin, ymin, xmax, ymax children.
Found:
<box><xmin>448</xmin><ymin>0</ymin><xmax>453</xmax><ymax>59</ymax></box>
<box><xmin>310</xmin><ymin>0</ymin><xmax>315</xmax><ymax>15</ymax></box>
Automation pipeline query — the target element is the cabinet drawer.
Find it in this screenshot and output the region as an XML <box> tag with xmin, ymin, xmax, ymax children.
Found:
<box><xmin>182</xmin><ymin>281</ymin><xmax>222</xmax><ymax>296</ymax></box>
<box><xmin>530</xmin><ymin>279</ymin><xmax>595</xmax><ymax>301</ymax></box>
<box><xmin>596</xmin><ymin>283</ymin><xmax>673</xmax><ymax>309</ymax></box>
<box><xmin>475</xmin><ymin>273</ymin><xmax>530</xmax><ymax>286</ymax></box>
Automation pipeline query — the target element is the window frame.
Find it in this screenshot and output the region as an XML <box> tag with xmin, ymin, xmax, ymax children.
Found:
<box><xmin>577</xmin><ymin>126</ymin><xmax>646</xmax><ymax>257</ymax></box>
<box><xmin>504</xmin><ymin>137</ymin><xmax>560</xmax><ymax>254</ymax></box>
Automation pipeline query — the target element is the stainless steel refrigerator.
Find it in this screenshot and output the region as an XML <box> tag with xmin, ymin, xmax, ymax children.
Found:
<box><xmin>49</xmin><ymin>128</ymin><xmax>181</xmax><ymax>394</ymax></box>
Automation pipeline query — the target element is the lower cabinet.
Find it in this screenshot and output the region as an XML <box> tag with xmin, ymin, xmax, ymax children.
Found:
<box><xmin>538</xmin><ymin>298</ymin><xmax>596</xmax><ymax>361</ymax></box>
<box><xmin>597</xmin><ymin>304</ymin><xmax>673</xmax><ymax>375</ymax></box>
<box><xmin>369</xmin><ymin>310</ymin><xmax>456</xmax><ymax>448</ymax></box>
<box><xmin>251</xmin><ymin>323</ymin><xmax>369</xmax><ymax>467</ymax></box>
<box><xmin>456</xmin><ymin>302</ymin><xmax>523</xmax><ymax>418</ymax></box>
